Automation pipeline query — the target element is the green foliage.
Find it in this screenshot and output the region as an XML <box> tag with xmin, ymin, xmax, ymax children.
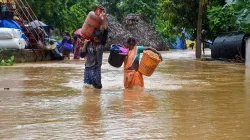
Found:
<box><xmin>55</xmin><ymin>36</ymin><xmax>61</xmax><ymax>41</ymax></box>
<box><xmin>207</xmin><ymin>0</ymin><xmax>250</xmax><ymax>35</ymax></box>
<box><xmin>27</xmin><ymin>0</ymin><xmax>97</xmax><ymax>33</ymax></box>
<box><xmin>27</xmin><ymin>0</ymin><xmax>161</xmax><ymax>36</ymax></box>
<box><xmin>207</xmin><ymin>5</ymin><xmax>237</xmax><ymax>34</ymax></box>
<box><xmin>24</xmin><ymin>0</ymin><xmax>250</xmax><ymax>45</ymax></box>
<box><xmin>117</xmin><ymin>0</ymin><xmax>158</xmax><ymax>23</ymax></box>
<box><xmin>159</xmin><ymin>0</ymin><xmax>199</xmax><ymax>37</ymax></box>
<box><xmin>231</xmin><ymin>0</ymin><xmax>250</xmax><ymax>32</ymax></box>
<box><xmin>0</xmin><ymin>56</ymin><xmax>15</xmax><ymax>66</ymax></box>
<box><xmin>99</xmin><ymin>0</ymin><xmax>122</xmax><ymax>20</ymax></box>
<box><xmin>158</xmin><ymin>0</ymin><xmax>229</xmax><ymax>40</ymax></box>
<box><xmin>154</xmin><ymin>17</ymin><xmax>178</xmax><ymax>42</ymax></box>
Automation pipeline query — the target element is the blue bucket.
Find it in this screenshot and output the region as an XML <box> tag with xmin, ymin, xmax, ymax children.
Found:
<box><xmin>63</xmin><ymin>43</ymin><xmax>73</xmax><ymax>51</ymax></box>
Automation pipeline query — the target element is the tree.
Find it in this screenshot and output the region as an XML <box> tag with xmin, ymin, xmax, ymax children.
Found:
<box><xmin>23</xmin><ymin>0</ymin><xmax>248</xmax><ymax>42</ymax></box>
<box><xmin>207</xmin><ymin>0</ymin><xmax>250</xmax><ymax>36</ymax></box>
<box><xmin>99</xmin><ymin>0</ymin><xmax>122</xmax><ymax>20</ymax></box>
<box><xmin>26</xmin><ymin>0</ymin><xmax>97</xmax><ymax>33</ymax></box>
<box><xmin>207</xmin><ymin>5</ymin><xmax>237</xmax><ymax>35</ymax></box>
<box><xmin>157</xmin><ymin>0</ymin><xmax>230</xmax><ymax>40</ymax></box>
<box><xmin>232</xmin><ymin>0</ymin><xmax>250</xmax><ymax>32</ymax></box>
<box><xmin>117</xmin><ymin>0</ymin><xmax>159</xmax><ymax>23</ymax></box>
<box><xmin>159</xmin><ymin>0</ymin><xmax>199</xmax><ymax>37</ymax></box>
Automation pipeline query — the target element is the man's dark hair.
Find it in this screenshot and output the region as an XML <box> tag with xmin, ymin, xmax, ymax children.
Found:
<box><xmin>127</xmin><ymin>37</ymin><xmax>136</xmax><ymax>44</ymax></box>
<box><xmin>93</xmin><ymin>29</ymin><xmax>103</xmax><ymax>40</ymax></box>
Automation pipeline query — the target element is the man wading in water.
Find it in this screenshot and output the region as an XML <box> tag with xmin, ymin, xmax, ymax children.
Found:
<box><xmin>124</xmin><ymin>37</ymin><xmax>162</xmax><ymax>89</ymax></box>
<box><xmin>80</xmin><ymin>14</ymin><xmax>108</xmax><ymax>89</ymax></box>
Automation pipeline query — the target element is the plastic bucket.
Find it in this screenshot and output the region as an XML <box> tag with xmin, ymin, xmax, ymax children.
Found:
<box><xmin>108</xmin><ymin>51</ymin><xmax>127</xmax><ymax>68</ymax></box>
<box><xmin>138</xmin><ymin>50</ymin><xmax>161</xmax><ymax>76</ymax></box>
<box><xmin>63</xmin><ymin>43</ymin><xmax>73</xmax><ymax>51</ymax></box>
<box><xmin>108</xmin><ymin>44</ymin><xmax>128</xmax><ymax>68</ymax></box>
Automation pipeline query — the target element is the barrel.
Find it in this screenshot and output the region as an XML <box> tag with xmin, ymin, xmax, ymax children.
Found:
<box><xmin>81</xmin><ymin>11</ymin><xmax>103</xmax><ymax>40</ymax></box>
<box><xmin>211</xmin><ymin>32</ymin><xmax>250</xmax><ymax>59</ymax></box>
<box><xmin>138</xmin><ymin>50</ymin><xmax>161</xmax><ymax>76</ymax></box>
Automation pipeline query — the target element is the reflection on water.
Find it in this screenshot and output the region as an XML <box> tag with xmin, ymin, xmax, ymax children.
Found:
<box><xmin>0</xmin><ymin>51</ymin><xmax>250</xmax><ymax>139</ymax></box>
<box><xmin>123</xmin><ymin>89</ymin><xmax>157</xmax><ymax>116</ymax></box>
<box><xmin>81</xmin><ymin>88</ymin><xmax>104</xmax><ymax>138</ymax></box>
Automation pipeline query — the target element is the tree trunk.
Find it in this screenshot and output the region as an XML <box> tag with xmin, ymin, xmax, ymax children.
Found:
<box><xmin>196</xmin><ymin>0</ymin><xmax>204</xmax><ymax>59</ymax></box>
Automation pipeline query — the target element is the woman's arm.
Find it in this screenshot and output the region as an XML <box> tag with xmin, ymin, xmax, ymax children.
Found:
<box><xmin>101</xmin><ymin>15</ymin><xmax>109</xmax><ymax>45</ymax></box>
<box><xmin>101</xmin><ymin>29</ymin><xmax>108</xmax><ymax>46</ymax></box>
<box><xmin>60</xmin><ymin>38</ymin><xmax>65</xmax><ymax>47</ymax></box>
<box><xmin>144</xmin><ymin>47</ymin><xmax>163</xmax><ymax>61</ymax></box>
<box><xmin>102</xmin><ymin>13</ymin><xmax>108</xmax><ymax>29</ymax></box>
<box><xmin>80</xmin><ymin>39</ymin><xmax>89</xmax><ymax>58</ymax></box>
<box><xmin>81</xmin><ymin>39</ymin><xmax>90</xmax><ymax>53</ymax></box>
<box><xmin>101</xmin><ymin>10</ymin><xmax>108</xmax><ymax>30</ymax></box>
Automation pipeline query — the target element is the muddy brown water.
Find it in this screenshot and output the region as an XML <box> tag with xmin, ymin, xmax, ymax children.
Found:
<box><xmin>0</xmin><ymin>50</ymin><xmax>250</xmax><ymax>140</ymax></box>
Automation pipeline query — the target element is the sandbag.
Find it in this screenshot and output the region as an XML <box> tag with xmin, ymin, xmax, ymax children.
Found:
<box><xmin>0</xmin><ymin>28</ymin><xmax>22</xmax><ymax>39</ymax></box>
<box><xmin>0</xmin><ymin>20</ymin><xmax>22</xmax><ymax>29</ymax></box>
<box><xmin>45</xmin><ymin>38</ymin><xmax>57</xmax><ymax>50</ymax></box>
<box><xmin>19</xmin><ymin>38</ymin><xmax>26</xmax><ymax>49</ymax></box>
<box><xmin>0</xmin><ymin>38</ymin><xmax>26</xmax><ymax>49</ymax></box>
<box><xmin>45</xmin><ymin>43</ymin><xmax>57</xmax><ymax>50</ymax></box>
<box><xmin>0</xmin><ymin>20</ymin><xmax>28</xmax><ymax>41</ymax></box>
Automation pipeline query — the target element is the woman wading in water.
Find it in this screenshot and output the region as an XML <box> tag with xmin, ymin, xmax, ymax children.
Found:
<box><xmin>124</xmin><ymin>37</ymin><xmax>162</xmax><ymax>89</ymax></box>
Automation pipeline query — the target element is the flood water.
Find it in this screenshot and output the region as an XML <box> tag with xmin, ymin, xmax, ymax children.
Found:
<box><xmin>0</xmin><ymin>50</ymin><xmax>250</xmax><ymax>140</ymax></box>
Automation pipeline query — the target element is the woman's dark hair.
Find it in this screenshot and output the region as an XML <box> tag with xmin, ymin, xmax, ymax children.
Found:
<box><xmin>73</xmin><ymin>35</ymin><xmax>78</xmax><ymax>41</ymax></box>
<box><xmin>127</xmin><ymin>37</ymin><xmax>136</xmax><ymax>44</ymax></box>
<box><xmin>65</xmin><ymin>32</ymin><xmax>70</xmax><ymax>36</ymax></box>
<box><xmin>93</xmin><ymin>29</ymin><xmax>103</xmax><ymax>40</ymax></box>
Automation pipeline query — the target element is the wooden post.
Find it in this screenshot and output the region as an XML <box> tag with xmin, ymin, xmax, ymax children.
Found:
<box><xmin>196</xmin><ymin>0</ymin><xmax>204</xmax><ymax>59</ymax></box>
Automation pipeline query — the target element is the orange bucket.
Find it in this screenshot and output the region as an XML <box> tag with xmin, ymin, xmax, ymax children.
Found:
<box><xmin>138</xmin><ymin>50</ymin><xmax>161</xmax><ymax>76</ymax></box>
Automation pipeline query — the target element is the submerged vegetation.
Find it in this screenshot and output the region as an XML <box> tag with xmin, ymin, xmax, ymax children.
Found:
<box><xmin>0</xmin><ymin>56</ymin><xmax>14</xmax><ymax>66</ymax></box>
